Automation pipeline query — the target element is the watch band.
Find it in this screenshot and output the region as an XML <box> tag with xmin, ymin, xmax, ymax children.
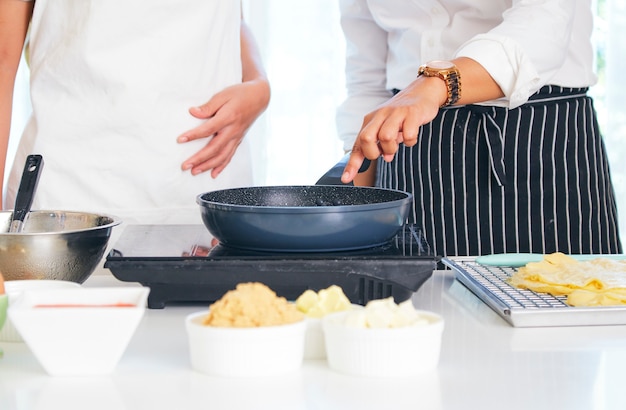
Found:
<box><xmin>417</xmin><ymin>61</ymin><xmax>461</xmax><ymax>107</ymax></box>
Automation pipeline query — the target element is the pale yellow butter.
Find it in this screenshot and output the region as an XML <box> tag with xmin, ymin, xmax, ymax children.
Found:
<box><xmin>295</xmin><ymin>285</ymin><xmax>352</xmax><ymax>318</ymax></box>
<box><xmin>343</xmin><ymin>297</ymin><xmax>431</xmax><ymax>328</ymax></box>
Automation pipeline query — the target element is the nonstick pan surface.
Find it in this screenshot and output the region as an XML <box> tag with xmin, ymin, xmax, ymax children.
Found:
<box><xmin>196</xmin><ymin>185</ymin><xmax>412</xmax><ymax>252</ymax></box>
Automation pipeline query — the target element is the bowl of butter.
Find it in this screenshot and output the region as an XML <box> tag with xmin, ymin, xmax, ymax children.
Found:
<box><xmin>323</xmin><ymin>297</ymin><xmax>444</xmax><ymax>377</ymax></box>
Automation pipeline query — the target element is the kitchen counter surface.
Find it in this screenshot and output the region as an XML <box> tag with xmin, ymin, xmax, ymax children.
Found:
<box><xmin>2</xmin><ymin>267</ymin><xmax>626</xmax><ymax>410</ymax></box>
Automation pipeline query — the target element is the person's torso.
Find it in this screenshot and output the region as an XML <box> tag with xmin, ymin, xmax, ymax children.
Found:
<box><xmin>364</xmin><ymin>0</ymin><xmax>594</xmax><ymax>90</ymax></box>
<box><xmin>8</xmin><ymin>0</ymin><xmax>251</xmax><ymax>224</ymax></box>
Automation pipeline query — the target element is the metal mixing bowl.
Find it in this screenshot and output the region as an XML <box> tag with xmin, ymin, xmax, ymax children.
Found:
<box><xmin>0</xmin><ymin>211</ymin><xmax>121</xmax><ymax>283</ymax></box>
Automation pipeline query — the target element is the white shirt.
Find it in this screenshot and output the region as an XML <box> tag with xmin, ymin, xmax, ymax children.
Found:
<box><xmin>337</xmin><ymin>0</ymin><xmax>596</xmax><ymax>150</ymax></box>
<box><xmin>7</xmin><ymin>0</ymin><xmax>252</xmax><ymax>224</ymax></box>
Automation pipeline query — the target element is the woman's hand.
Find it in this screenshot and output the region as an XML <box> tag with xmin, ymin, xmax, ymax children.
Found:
<box><xmin>177</xmin><ymin>77</ymin><xmax>270</xmax><ymax>178</ymax></box>
<box><xmin>340</xmin><ymin>57</ymin><xmax>504</xmax><ymax>184</ymax></box>
<box><xmin>340</xmin><ymin>75</ymin><xmax>445</xmax><ymax>184</ymax></box>
<box><xmin>177</xmin><ymin>15</ymin><xmax>269</xmax><ymax>179</ymax></box>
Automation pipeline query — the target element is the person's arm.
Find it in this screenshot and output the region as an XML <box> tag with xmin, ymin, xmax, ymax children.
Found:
<box><xmin>0</xmin><ymin>0</ymin><xmax>33</xmax><ymax>208</ymax></box>
<box><xmin>341</xmin><ymin>0</ymin><xmax>579</xmax><ymax>184</ymax></box>
<box><xmin>352</xmin><ymin>56</ymin><xmax>505</xmax><ymax>185</ymax></box>
<box><xmin>239</xmin><ymin>20</ymin><xmax>270</xmax><ymax>97</ymax></box>
<box><xmin>341</xmin><ymin>57</ymin><xmax>504</xmax><ymax>183</ymax></box>
<box><xmin>177</xmin><ymin>14</ymin><xmax>270</xmax><ymax>178</ymax></box>
<box><xmin>336</xmin><ymin>0</ymin><xmax>391</xmax><ymax>186</ymax></box>
<box><xmin>455</xmin><ymin>0</ymin><xmax>579</xmax><ymax>109</ymax></box>
<box><xmin>336</xmin><ymin>0</ymin><xmax>391</xmax><ymax>154</ymax></box>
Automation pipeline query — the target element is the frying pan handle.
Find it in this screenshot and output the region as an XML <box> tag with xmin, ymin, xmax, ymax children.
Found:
<box><xmin>315</xmin><ymin>153</ymin><xmax>372</xmax><ymax>186</ymax></box>
<box><xmin>12</xmin><ymin>154</ymin><xmax>44</xmax><ymax>223</ymax></box>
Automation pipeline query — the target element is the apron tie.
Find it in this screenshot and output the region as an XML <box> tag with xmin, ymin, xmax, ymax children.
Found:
<box><xmin>468</xmin><ymin>105</ymin><xmax>506</xmax><ymax>187</ymax></box>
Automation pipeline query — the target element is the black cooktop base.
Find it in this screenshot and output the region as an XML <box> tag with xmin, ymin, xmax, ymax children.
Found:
<box><xmin>104</xmin><ymin>224</ymin><xmax>437</xmax><ymax>309</ymax></box>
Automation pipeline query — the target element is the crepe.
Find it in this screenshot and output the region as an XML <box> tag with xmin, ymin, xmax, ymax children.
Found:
<box><xmin>508</xmin><ymin>252</ymin><xmax>626</xmax><ymax>306</ymax></box>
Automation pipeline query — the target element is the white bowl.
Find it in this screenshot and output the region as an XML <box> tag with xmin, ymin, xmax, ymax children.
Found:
<box><xmin>185</xmin><ymin>310</ymin><xmax>307</xmax><ymax>377</ymax></box>
<box><xmin>303</xmin><ymin>317</ymin><xmax>325</xmax><ymax>360</ymax></box>
<box><xmin>302</xmin><ymin>304</ymin><xmax>359</xmax><ymax>360</ymax></box>
<box><xmin>8</xmin><ymin>287</ymin><xmax>149</xmax><ymax>376</ymax></box>
<box><xmin>1</xmin><ymin>280</ymin><xmax>81</xmax><ymax>342</ymax></box>
<box><xmin>322</xmin><ymin>309</ymin><xmax>444</xmax><ymax>377</ymax></box>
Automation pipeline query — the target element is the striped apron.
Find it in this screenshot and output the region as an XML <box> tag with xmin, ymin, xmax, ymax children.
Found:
<box><xmin>378</xmin><ymin>86</ymin><xmax>622</xmax><ymax>258</ymax></box>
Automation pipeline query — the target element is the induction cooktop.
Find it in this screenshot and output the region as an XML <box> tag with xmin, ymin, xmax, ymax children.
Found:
<box><xmin>104</xmin><ymin>224</ymin><xmax>437</xmax><ymax>308</ymax></box>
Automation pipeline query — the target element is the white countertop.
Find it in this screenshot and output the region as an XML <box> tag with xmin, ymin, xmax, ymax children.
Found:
<box><xmin>2</xmin><ymin>268</ymin><xmax>626</xmax><ymax>410</ymax></box>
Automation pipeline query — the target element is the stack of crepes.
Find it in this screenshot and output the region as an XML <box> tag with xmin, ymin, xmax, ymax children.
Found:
<box><xmin>508</xmin><ymin>252</ymin><xmax>626</xmax><ymax>306</ymax></box>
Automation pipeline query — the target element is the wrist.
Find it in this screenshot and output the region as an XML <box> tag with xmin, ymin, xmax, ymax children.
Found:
<box><xmin>245</xmin><ymin>77</ymin><xmax>271</xmax><ymax>106</ymax></box>
<box><xmin>416</xmin><ymin>75</ymin><xmax>450</xmax><ymax>108</ymax></box>
<box><xmin>417</xmin><ymin>60</ymin><xmax>461</xmax><ymax>107</ymax></box>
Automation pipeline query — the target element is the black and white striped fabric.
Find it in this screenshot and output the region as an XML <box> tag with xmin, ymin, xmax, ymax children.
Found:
<box><xmin>378</xmin><ymin>86</ymin><xmax>622</xmax><ymax>258</ymax></box>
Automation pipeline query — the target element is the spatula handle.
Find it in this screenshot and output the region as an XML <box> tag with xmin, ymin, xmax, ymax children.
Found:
<box><xmin>10</xmin><ymin>154</ymin><xmax>44</xmax><ymax>231</ymax></box>
<box><xmin>475</xmin><ymin>252</ymin><xmax>626</xmax><ymax>268</ymax></box>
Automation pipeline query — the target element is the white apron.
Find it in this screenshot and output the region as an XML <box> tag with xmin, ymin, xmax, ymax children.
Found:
<box><xmin>7</xmin><ymin>0</ymin><xmax>253</xmax><ymax>225</ymax></box>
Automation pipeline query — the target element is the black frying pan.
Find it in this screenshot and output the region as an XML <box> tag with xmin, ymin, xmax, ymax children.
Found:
<box><xmin>196</xmin><ymin>182</ymin><xmax>412</xmax><ymax>252</ymax></box>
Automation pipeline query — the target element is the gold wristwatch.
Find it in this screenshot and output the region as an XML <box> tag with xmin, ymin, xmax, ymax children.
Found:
<box><xmin>417</xmin><ymin>60</ymin><xmax>461</xmax><ymax>107</ymax></box>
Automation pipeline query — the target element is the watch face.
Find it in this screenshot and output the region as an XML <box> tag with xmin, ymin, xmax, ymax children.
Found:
<box><xmin>428</xmin><ymin>60</ymin><xmax>455</xmax><ymax>70</ymax></box>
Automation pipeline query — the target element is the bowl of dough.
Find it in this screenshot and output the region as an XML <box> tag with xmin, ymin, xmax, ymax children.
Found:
<box><xmin>186</xmin><ymin>282</ymin><xmax>307</xmax><ymax>377</ymax></box>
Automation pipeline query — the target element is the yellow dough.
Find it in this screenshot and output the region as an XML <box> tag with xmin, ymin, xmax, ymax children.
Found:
<box><xmin>203</xmin><ymin>282</ymin><xmax>303</xmax><ymax>327</ymax></box>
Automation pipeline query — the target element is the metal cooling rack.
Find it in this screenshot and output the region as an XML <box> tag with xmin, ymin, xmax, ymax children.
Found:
<box><xmin>443</xmin><ymin>256</ymin><xmax>626</xmax><ymax>327</ymax></box>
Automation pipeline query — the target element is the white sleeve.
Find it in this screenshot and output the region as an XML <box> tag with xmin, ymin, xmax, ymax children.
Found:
<box><xmin>336</xmin><ymin>0</ymin><xmax>393</xmax><ymax>151</ymax></box>
<box><xmin>455</xmin><ymin>0</ymin><xmax>578</xmax><ymax>108</ymax></box>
